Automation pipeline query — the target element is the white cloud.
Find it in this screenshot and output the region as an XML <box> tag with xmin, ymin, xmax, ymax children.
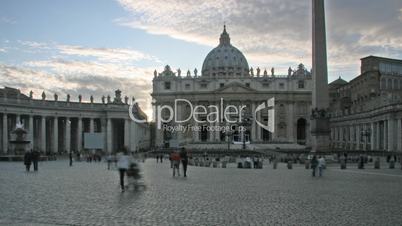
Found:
<box><xmin>0</xmin><ymin>42</ymin><xmax>162</xmax><ymax>118</ymax></box>
<box><xmin>0</xmin><ymin>48</ymin><xmax>6</xmax><ymax>53</ymax></box>
<box><xmin>116</xmin><ymin>0</ymin><xmax>402</xmax><ymax>80</ymax></box>
<box><xmin>57</xmin><ymin>45</ymin><xmax>160</xmax><ymax>63</ymax></box>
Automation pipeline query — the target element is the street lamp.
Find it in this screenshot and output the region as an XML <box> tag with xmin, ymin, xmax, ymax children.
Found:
<box><xmin>239</xmin><ymin>112</ymin><xmax>253</xmax><ymax>150</ymax></box>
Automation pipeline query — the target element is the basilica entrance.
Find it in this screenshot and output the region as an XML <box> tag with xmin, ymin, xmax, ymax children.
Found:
<box><xmin>297</xmin><ymin>118</ymin><xmax>306</xmax><ymax>145</ymax></box>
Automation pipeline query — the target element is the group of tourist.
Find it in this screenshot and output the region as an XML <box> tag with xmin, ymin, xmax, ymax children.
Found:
<box><xmin>23</xmin><ymin>149</ymin><xmax>40</xmax><ymax>172</ymax></box>
<box><xmin>310</xmin><ymin>155</ymin><xmax>326</xmax><ymax>177</ymax></box>
<box><xmin>169</xmin><ymin>148</ymin><xmax>189</xmax><ymax>177</ymax></box>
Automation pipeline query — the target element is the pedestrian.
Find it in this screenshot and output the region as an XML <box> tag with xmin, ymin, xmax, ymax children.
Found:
<box><xmin>107</xmin><ymin>154</ymin><xmax>112</xmax><ymax>170</ymax></box>
<box><xmin>117</xmin><ymin>150</ymin><xmax>130</xmax><ymax>192</ymax></box>
<box><xmin>160</xmin><ymin>154</ymin><xmax>163</xmax><ymax>163</ymax></box>
<box><xmin>32</xmin><ymin>149</ymin><xmax>39</xmax><ymax>171</ymax></box>
<box><xmin>171</xmin><ymin>151</ymin><xmax>181</xmax><ymax>177</ymax></box>
<box><xmin>311</xmin><ymin>155</ymin><xmax>318</xmax><ymax>177</ymax></box>
<box><xmin>69</xmin><ymin>151</ymin><xmax>73</xmax><ymax>167</ymax></box>
<box><xmin>318</xmin><ymin>156</ymin><xmax>326</xmax><ymax>177</ymax></box>
<box><xmin>180</xmin><ymin>148</ymin><xmax>189</xmax><ymax>177</ymax></box>
<box><xmin>24</xmin><ymin>151</ymin><xmax>32</xmax><ymax>172</ymax></box>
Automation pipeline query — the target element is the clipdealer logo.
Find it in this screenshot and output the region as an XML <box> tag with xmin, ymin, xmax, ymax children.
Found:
<box><xmin>129</xmin><ymin>98</ymin><xmax>275</xmax><ymax>133</ymax></box>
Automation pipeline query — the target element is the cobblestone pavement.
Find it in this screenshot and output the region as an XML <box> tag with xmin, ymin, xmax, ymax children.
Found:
<box><xmin>1</xmin><ymin>159</ymin><xmax>402</xmax><ymax>226</ymax></box>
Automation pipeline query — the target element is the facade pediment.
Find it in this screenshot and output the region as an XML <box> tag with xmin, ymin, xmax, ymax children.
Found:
<box><xmin>215</xmin><ymin>82</ymin><xmax>256</xmax><ymax>93</ymax></box>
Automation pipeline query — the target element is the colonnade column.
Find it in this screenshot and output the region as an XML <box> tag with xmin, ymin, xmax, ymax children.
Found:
<box><xmin>106</xmin><ymin>118</ymin><xmax>112</xmax><ymax>153</ymax></box>
<box><xmin>41</xmin><ymin>116</ymin><xmax>46</xmax><ymax>153</ymax></box>
<box><xmin>124</xmin><ymin>118</ymin><xmax>130</xmax><ymax>150</ymax></box>
<box><xmin>77</xmin><ymin>117</ymin><xmax>82</xmax><ymax>152</ymax></box>
<box><xmin>2</xmin><ymin>114</ymin><xmax>7</xmax><ymax>153</ymax></box>
<box><xmin>89</xmin><ymin>118</ymin><xmax>95</xmax><ymax>153</ymax></box>
<box><xmin>53</xmin><ymin>117</ymin><xmax>58</xmax><ymax>153</ymax></box>
<box><xmin>29</xmin><ymin>115</ymin><xmax>34</xmax><ymax>150</ymax></box>
<box><xmin>65</xmin><ymin>117</ymin><xmax>71</xmax><ymax>153</ymax></box>
<box><xmin>16</xmin><ymin>114</ymin><xmax>20</xmax><ymax>124</ymax></box>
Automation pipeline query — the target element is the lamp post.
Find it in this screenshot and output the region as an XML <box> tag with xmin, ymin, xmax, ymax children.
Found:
<box><xmin>239</xmin><ymin>112</ymin><xmax>253</xmax><ymax>150</ymax></box>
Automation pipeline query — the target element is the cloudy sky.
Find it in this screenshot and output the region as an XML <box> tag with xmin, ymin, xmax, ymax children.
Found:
<box><xmin>1</xmin><ymin>0</ymin><xmax>402</xmax><ymax>118</ymax></box>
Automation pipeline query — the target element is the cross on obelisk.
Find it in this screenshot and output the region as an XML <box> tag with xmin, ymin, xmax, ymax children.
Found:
<box><xmin>311</xmin><ymin>0</ymin><xmax>330</xmax><ymax>152</ymax></box>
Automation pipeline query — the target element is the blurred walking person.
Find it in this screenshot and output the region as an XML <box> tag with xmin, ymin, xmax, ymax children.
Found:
<box><xmin>180</xmin><ymin>148</ymin><xmax>189</xmax><ymax>177</ymax></box>
<box><xmin>171</xmin><ymin>151</ymin><xmax>181</xmax><ymax>177</ymax></box>
<box><xmin>318</xmin><ymin>156</ymin><xmax>326</xmax><ymax>177</ymax></box>
<box><xmin>32</xmin><ymin>149</ymin><xmax>40</xmax><ymax>171</ymax></box>
<box><xmin>311</xmin><ymin>155</ymin><xmax>318</xmax><ymax>177</ymax></box>
<box><xmin>69</xmin><ymin>151</ymin><xmax>73</xmax><ymax>167</ymax></box>
<box><xmin>24</xmin><ymin>151</ymin><xmax>32</xmax><ymax>172</ymax></box>
<box><xmin>117</xmin><ymin>150</ymin><xmax>130</xmax><ymax>192</ymax></box>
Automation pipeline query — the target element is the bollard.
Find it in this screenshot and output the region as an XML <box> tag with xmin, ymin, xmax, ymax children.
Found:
<box><xmin>341</xmin><ymin>161</ymin><xmax>346</xmax><ymax>169</ymax></box>
<box><xmin>305</xmin><ymin>161</ymin><xmax>310</xmax><ymax>169</ymax></box>
<box><xmin>287</xmin><ymin>161</ymin><xmax>293</xmax><ymax>169</ymax></box>
<box><xmin>374</xmin><ymin>158</ymin><xmax>380</xmax><ymax>169</ymax></box>
<box><xmin>389</xmin><ymin>160</ymin><xmax>395</xmax><ymax>169</ymax></box>
<box><xmin>273</xmin><ymin>161</ymin><xmax>278</xmax><ymax>169</ymax></box>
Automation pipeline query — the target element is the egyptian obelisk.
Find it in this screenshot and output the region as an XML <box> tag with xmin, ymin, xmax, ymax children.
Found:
<box><xmin>311</xmin><ymin>0</ymin><xmax>330</xmax><ymax>152</ymax></box>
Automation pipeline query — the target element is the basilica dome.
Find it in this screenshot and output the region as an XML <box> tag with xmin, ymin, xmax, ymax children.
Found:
<box><xmin>201</xmin><ymin>26</ymin><xmax>249</xmax><ymax>77</ymax></box>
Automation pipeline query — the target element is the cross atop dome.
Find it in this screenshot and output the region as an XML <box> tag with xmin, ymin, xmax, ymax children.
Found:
<box><xmin>219</xmin><ymin>24</ymin><xmax>230</xmax><ymax>46</ymax></box>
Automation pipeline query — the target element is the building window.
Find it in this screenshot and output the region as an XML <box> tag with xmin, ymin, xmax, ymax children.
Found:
<box><xmin>200</xmin><ymin>83</ymin><xmax>208</xmax><ymax>89</ymax></box>
<box><xmin>298</xmin><ymin>80</ymin><xmax>305</xmax><ymax>89</ymax></box>
<box><xmin>164</xmin><ymin>82</ymin><xmax>171</xmax><ymax>90</ymax></box>
<box><xmin>245</xmin><ymin>83</ymin><xmax>250</xmax><ymax>87</ymax></box>
<box><xmin>262</xmin><ymin>83</ymin><xmax>270</xmax><ymax>88</ymax></box>
<box><xmin>279</xmin><ymin>83</ymin><xmax>284</xmax><ymax>89</ymax></box>
<box><xmin>185</xmin><ymin>84</ymin><xmax>190</xmax><ymax>90</ymax></box>
<box><xmin>220</xmin><ymin>83</ymin><xmax>224</xmax><ymax>88</ymax></box>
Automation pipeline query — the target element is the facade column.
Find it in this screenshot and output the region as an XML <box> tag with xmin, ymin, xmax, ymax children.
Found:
<box><xmin>375</xmin><ymin>122</ymin><xmax>380</xmax><ymax>150</ymax></box>
<box><xmin>287</xmin><ymin>102</ymin><xmax>295</xmax><ymax>143</ymax></box>
<box><xmin>77</xmin><ymin>117</ymin><xmax>82</xmax><ymax>152</ymax></box>
<box><xmin>124</xmin><ymin>118</ymin><xmax>130</xmax><ymax>150</ymax></box>
<box><xmin>106</xmin><ymin>118</ymin><xmax>112</xmax><ymax>153</ymax></box>
<box><xmin>41</xmin><ymin>116</ymin><xmax>46</xmax><ymax>153</ymax></box>
<box><xmin>53</xmin><ymin>117</ymin><xmax>58</xmax><ymax>153</ymax></box>
<box><xmin>65</xmin><ymin>117</ymin><xmax>71</xmax><ymax>153</ymax></box>
<box><xmin>29</xmin><ymin>115</ymin><xmax>34</xmax><ymax>150</ymax></box>
<box><xmin>383</xmin><ymin>120</ymin><xmax>387</xmax><ymax>151</ymax></box>
<box><xmin>256</xmin><ymin>101</ymin><xmax>262</xmax><ymax>142</ymax></box>
<box><xmin>251</xmin><ymin>102</ymin><xmax>256</xmax><ymax>142</ymax></box>
<box><xmin>2</xmin><ymin>114</ymin><xmax>7</xmax><ymax>153</ymax></box>
<box><xmin>193</xmin><ymin>120</ymin><xmax>199</xmax><ymax>142</ymax></box>
<box><xmin>356</xmin><ymin>124</ymin><xmax>360</xmax><ymax>150</ymax></box>
<box><xmin>90</xmin><ymin>118</ymin><xmax>94</xmax><ymax>133</ymax></box>
<box><xmin>387</xmin><ymin>118</ymin><xmax>394</xmax><ymax>152</ymax></box>
<box><xmin>370</xmin><ymin>122</ymin><xmax>375</xmax><ymax>151</ymax></box>
<box><xmin>397</xmin><ymin>119</ymin><xmax>402</xmax><ymax>152</ymax></box>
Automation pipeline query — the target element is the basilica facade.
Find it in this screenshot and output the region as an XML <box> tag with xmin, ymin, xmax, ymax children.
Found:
<box><xmin>152</xmin><ymin>27</ymin><xmax>313</xmax><ymax>149</ymax></box>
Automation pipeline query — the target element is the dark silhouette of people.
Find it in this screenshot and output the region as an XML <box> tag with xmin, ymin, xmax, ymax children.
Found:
<box><xmin>69</xmin><ymin>151</ymin><xmax>73</xmax><ymax>166</ymax></box>
<box><xmin>311</xmin><ymin>155</ymin><xmax>318</xmax><ymax>177</ymax></box>
<box><xmin>24</xmin><ymin>151</ymin><xmax>32</xmax><ymax>172</ymax></box>
<box><xmin>32</xmin><ymin>149</ymin><xmax>40</xmax><ymax>171</ymax></box>
<box><xmin>180</xmin><ymin>148</ymin><xmax>189</xmax><ymax>177</ymax></box>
